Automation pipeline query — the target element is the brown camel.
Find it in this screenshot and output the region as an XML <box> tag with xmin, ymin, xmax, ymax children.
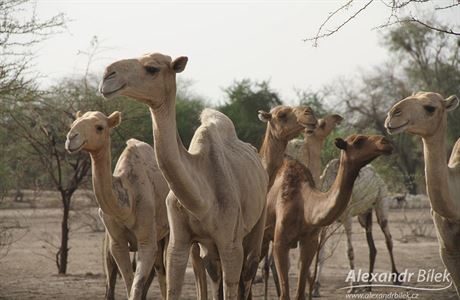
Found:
<box><xmin>385</xmin><ymin>91</ymin><xmax>460</xmax><ymax>296</ymax></box>
<box><xmin>99</xmin><ymin>53</ymin><xmax>268</xmax><ymax>300</ymax></box>
<box><xmin>65</xmin><ymin>111</ymin><xmax>169</xmax><ymax>300</ymax></box>
<box><xmin>263</xmin><ymin>134</ymin><xmax>393</xmax><ymax>300</ymax></box>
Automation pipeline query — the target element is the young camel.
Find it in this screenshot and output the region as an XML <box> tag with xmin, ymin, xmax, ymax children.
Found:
<box><xmin>316</xmin><ymin>160</ymin><xmax>400</xmax><ymax>295</ymax></box>
<box><xmin>263</xmin><ymin>114</ymin><xmax>342</xmax><ymax>295</ymax></box>
<box><xmin>385</xmin><ymin>91</ymin><xmax>460</xmax><ymax>296</ymax></box>
<box><xmin>288</xmin><ymin>114</ymin><xmax>400</xmax><ymax>296</ymax></box>
<box><xmin>264</xmin><ymin>134</ymin><xmax>393</xmax><ymax>300</ymax></box>
<box><xmin>65</xmin><ymin>111</ymin><xmax>170</xmax><ymax>300</ymax></box>
<box><xmin>99</xmin><ymin>53</ymin><xmax>268</xmax><ymax>300</ymax></box>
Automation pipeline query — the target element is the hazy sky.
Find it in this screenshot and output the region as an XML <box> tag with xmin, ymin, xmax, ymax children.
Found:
<box><xmin>29</xmin><ymin>0</ymin><xmax>459</xmax><ymax>104</ymax></box>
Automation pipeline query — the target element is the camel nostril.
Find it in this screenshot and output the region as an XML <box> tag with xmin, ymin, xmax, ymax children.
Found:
<box><xmin>68</xmin><ymin>132</ymin><xmax>79</xmax><ymax>141</ymax></box>
<box><xmin>104</xmin><ymin>71</ymin><xmax>116</xmax><ymax>80</ymax></box>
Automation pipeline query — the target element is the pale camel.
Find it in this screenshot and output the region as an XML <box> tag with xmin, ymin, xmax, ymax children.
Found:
<box><xmin>99</xmin><ymin>53</ymin><xmax>268</xmax><ymax>300</ymax></box>
<box><xmin>385</xmin><ymin>91</ymin><xmax>460</xmax><ymax>296</ymax></box>
<box><xmin>65</xmin><ymin>111</ymin><xmax>170</xmax><ymax>300</ymax></box>
<box><xmin>258</xmin><ymin>105</ymin><xmax>317</xmax><ymax>188</ymax></box>
<box><xmin>263</xmin><ymin>134</ymin><xmax>393</xmax><ymax>300</ymax></box>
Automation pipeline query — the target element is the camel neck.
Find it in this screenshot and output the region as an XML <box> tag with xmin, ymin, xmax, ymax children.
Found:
<box><xmin>90</xmin><ymin>142</ymin><xmax>128</xmax><ymax>219</ymax></box>
<box><xmin>307</xmin><ymin>153</ymin><xmax>360</xmax><ymax>226</ymax></box>
<box><xmin>301</xmin><ymin>135</ymin><xmax>324</xmax><ymax>185</ymax></box>
<box><xmin>149</xmin><ymin>82</ymin><xmax>208</xmax><ymax>217</ymax></box>
<box><xmin>259</xmin><ymin>125</ymin><xmax>288</xmax><ymax>189</ymax></box>
<box><xmin>422</xmin><ymin>117</ymin><xmax>460</xmax><ymax>219</ymax></box>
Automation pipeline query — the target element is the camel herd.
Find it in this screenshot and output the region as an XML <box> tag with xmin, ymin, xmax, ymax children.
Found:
<box><xmin>64</xmin><ymin>52</ymin><xmax>460</xmax><ymax>300</ymax></box>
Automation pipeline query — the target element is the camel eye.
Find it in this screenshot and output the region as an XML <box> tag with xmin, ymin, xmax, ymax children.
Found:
<box><xmin>144</xmin><ymin>65</ymin><xmax>160</xmax><ymax>74</ymax></box>
<box><xmin>277</xmin><ymin>113</ymin><xmax>287</xmax><ymax>119</ymax></box>
<box><xmin>96</xmin><ymin>125</ymin><xmax>104</xmax><ymax>132</ymax></box>
<box><xmin>423</xmin><ymin>105</ymin><xmax>436</xmax><ymax>114</ymax></box>
<box><xmin>354</xmin><ymin>138</ymin><xmax>365</xmax><ymax>147</ymax></box>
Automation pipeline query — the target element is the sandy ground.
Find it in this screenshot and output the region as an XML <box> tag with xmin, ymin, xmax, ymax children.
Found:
<box><xmin>0</xmin><ymin>203</ymin><xmax>458</xmax><ymax>300</ymax></box>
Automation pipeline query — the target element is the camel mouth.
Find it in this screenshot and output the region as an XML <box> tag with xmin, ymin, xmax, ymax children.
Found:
<box><xmin>380</xmin><ymin>146</ymin><xmax>394</xmax><ymax>155</ymax></box>
<box><xmin>65</xmin><ymin>140</ymin><xmax>86</xmax><ymax>154</ymax></box>
<box><xmin>386</xmin><ymin>121</ymin><xmax>409</xmax><ymax>135</ymax></box>
<box><xmin>99</xmin><ymin>83</ymin><xmax>126</xmax><ymax>99</ymax></box>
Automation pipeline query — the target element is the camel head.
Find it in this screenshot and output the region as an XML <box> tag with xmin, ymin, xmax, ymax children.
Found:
<box><xmin>65</xmin><ymin>111</ymin><xmax>121</xmax><ymax>154</ymax></box>
<box><xmin>335</xmin><ymin>134</ymin><xmax>393</xmax><ymax>167</ymax></box>
<box><xmin>312</xmin><ymin>114</ymin><xmax>343</xmax><ymax>140</ymax></box>
<box><xmin>385</xmin><ymin>92</ymin><xmax>459</xmax><ymax>137</ymax></box>
<box><xmin>99</xmin><ymin>52</ymin><xmax>188</xmax><ymax>108</ymax></box>
<box><xmin>258</xmin><ymin>105</ymin><xmax>317</xmax><ymax>141</ymax></box>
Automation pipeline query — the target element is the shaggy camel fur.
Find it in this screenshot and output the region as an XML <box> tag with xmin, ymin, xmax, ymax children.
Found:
<box><xmin>385</xmin><ymin>91</ymin><xmax>460</xmax><ymax>296</ymax></box>
<box><xmin>99</xmin><ymin>53</ymin><xmax>268</xmax><ymax>300</ymax></box>
<box><xmin>263</xmin><ymin>134</ymin><xmax>393</xmax><ymax>300</ymax></box>
<box><xmin>65</xmin><ymin>111</ymin><xmax>169</xmax><ymax>300</ymax></box>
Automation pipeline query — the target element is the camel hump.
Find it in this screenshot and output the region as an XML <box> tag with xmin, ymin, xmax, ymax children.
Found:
<box><xmin>449</xmin><ymin>138</ymin><xmax>460</xmax><ymax>168</ymax></box>
<box><xmin>199</xmin><ymin>108</ymin><xmax>238</xmax><ymax>140</ymax></box>
<box><xmin>114</xmin><ymin>139</ymin><xmax>158</xmax><ymax>180</ymax></box>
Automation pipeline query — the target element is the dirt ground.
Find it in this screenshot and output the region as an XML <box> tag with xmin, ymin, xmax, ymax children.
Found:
<box><xmin>0</xmin><ymin>200</ymin><xmax>458</xmax><ymax>299</ymax></box>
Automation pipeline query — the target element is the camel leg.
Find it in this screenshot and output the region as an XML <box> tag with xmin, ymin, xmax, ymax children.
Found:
<box><xmin>375</xmin><ymin>199</ymin><xmax>401</xmax><ymax>285</ymax></box>
<box><xmin>240</xmin><ymin>207</ymin><xmax>267</xmax><ymax>300</ymax></box>
<box><xmin>104</xmin><ymin>231</ymin><xmax>118</xmax><ymax>300</ymax></box>
<box><xmin>219</xmin><ymin>242</ymin><xmax>244</xmax><ymax>300</ymax></box>
<box><xmin>312</xmin><ymin>229</ymin><xmax>327</xmax><ymax>298</ymax></box>
<box><xmin>342</xmin><ymin>216</ymin><xmax>358</xmax><ymax>294</ymax></box>
<box><xmin>109</xmin><ymin>236</ymin><xmax>134</xmax><ymax>298</ymax></box>
<box><xmin>203</xmin><ymin>252</ymin><xmax>223</xmax><ymax>300</ymax></box>
<box><xmin>191</xmin><ymin>243</ymin><xmax>208</xmax><ymax>300</ymax></box>
<box><xmin>358</xmin><ymin>210</ymin><xmax>376</xmax><ymax>292</ymax></box>
<box><xmin>296</xmin><ymin>235</ymin><xmax>319</xmax><ymax>300</ymax></box>
<box><xmin>130</xmin><ymin>236</ymin><xmax>156</xmax><ymax>300</ymax></box>
<box><xmin>273</xmin><ymin>233</ymin><xmax>291</xmax><ymax>300</ymax></box>
<box><xmin>165</xmin><ymin>226</ymin><xmax>192</xmax><ymax>300</ymax></box>
<box><xmin>152</xmin><ymin>238</ymin><xmax>168</xmax><ymax>300</ymax></box>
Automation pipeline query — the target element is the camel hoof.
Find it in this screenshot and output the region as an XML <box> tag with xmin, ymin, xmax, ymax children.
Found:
<box><xmin>312</xmin><ymin>282</ymin><xmax>321</xmax><ymax>297</ymax></box>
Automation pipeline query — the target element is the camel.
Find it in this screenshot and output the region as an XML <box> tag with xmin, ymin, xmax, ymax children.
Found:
<box><xmin>286</xmin><ymin>114</ymin><xmax>344</xmax><ymax>184</ymax></box>
<box><xmin>287</xmin><ymin>114</ymin><xmax>400</xmax><ymax>296</ymax></box>
<box><xmin>258</xmin><ymin>105</ymin><xmax>318</xmax><ymax>188</ymax></box>
<box><xmin>315</xmin><ymin>160</ymin><xmax>400</xmax><ymax>295</ymax></box>
<box><xmin>99</xmin><ymin>53</ymin><xmax>268</xmax><ymax>300</ymax></box>
<box><xmin>263</xmin><ymin>134</ymin><xmax>393</xmax><ymax>300</ymax></box>
<box><xmin>385</xmin><ymin>91</ymin><xmax>460</xmax><ymax>296</ymax></box>
<box><xmin>65</xmin><ymin>111</ymin><xmax>170</xmax><ymax>300</ymax></box>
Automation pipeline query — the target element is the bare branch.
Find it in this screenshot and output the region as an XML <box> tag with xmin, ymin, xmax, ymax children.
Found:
<box><xmin>304</xmin><ymin>0</ymin><xmax>374</xmax><ymax>46</ymax></box>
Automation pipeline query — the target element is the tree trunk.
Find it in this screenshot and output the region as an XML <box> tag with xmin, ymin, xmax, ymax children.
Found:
<box><xmin>57</xmin><ymin>191</ymin><xmax>71</xmax><ymax>274</ymax></box>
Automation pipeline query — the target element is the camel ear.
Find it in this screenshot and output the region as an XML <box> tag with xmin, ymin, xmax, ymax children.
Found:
<box><xmin>107</xmin><ymin>111</ymin><xmax>121</xmax><ymax>128</ymax></box>
<box><xmin>332</xmin><ymin>114</ymin><xmax>344</xmax><ymax>124</ymax></box>
<box><xmin>445</xmin><ymin>95</ymin><xmax>459</xmax><ymax>112</ymax></box>
<box><xmin>171</xmin><ymin>56</ymin><xmax>188</xmax><ymax>73</ymax></box>
<box><xmin>258</xmin><ymin>110</ymin><xmax>271</xmax><ymax>122</ymax></box>
<box><xmin>334</xmin><ymin>138</ymin><xmax>347</xmax><ymax>150</ymax></box>
<box><xmin>76</xmin><ymin>111</ymin><xmax>83</xmax><ymax>119</ymax></box>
